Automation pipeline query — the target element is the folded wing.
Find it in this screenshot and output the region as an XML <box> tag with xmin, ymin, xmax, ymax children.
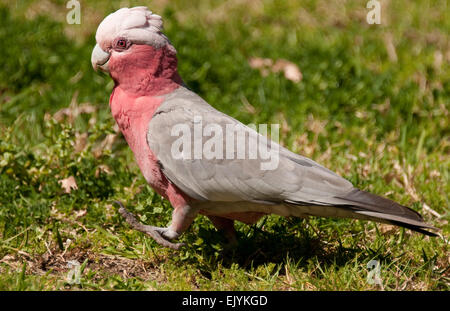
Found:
<box><xmin>147</xmin><ymin>87</ymin><xmax>436</xmax><ymax>235</ymax></box>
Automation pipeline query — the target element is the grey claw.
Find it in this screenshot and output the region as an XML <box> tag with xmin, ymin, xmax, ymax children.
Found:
<box><xmin>114</xmin><ymin>201</ymin><xmax>185</xmax><ymax>250</ymax></box>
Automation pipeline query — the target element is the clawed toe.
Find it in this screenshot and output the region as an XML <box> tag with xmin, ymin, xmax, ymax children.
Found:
<box><xmin>114</xmin><ymin>201</ymin><xmax>185</xmax><ymax>250</ymax></box>
<box><xmin>154</xmin><ymin>227</ymin><xmax>180</xmax><ymax>240</ymax></box>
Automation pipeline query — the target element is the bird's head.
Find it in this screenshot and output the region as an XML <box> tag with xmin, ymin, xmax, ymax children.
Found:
<box><xmin>91</xmin><ymin>7</ymin><xmax>181</xmax><ymax>95</ymax></box>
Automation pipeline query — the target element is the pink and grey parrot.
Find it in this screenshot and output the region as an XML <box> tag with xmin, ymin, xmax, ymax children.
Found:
<box><xmin>91</xmin><ymin>7</ymin><xmax>436</xmax><ymax>249</ymax></box>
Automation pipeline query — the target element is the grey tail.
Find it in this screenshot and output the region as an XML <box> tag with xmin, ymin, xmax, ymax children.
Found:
<box><xmin>334</xmin><ymin>188</ymin><xmax>438</xmax><ymax>237</ymax></box>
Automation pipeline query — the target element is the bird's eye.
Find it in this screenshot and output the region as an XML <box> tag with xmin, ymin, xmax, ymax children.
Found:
<box><xmin>115</xmin><ymin>38</ymin><xmax>129</xmax><ymax>50</ymax></box>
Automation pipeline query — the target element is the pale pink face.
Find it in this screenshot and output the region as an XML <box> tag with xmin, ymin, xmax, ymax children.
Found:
<box><xmin>91</xmin><ymin>6</ymin><xmax>175</xmax><ymax>75</ymax></box>
<box><xmin>91</xmin><ymin>6</ymin><xmax>181</xmax><ymax>96</ymax></box>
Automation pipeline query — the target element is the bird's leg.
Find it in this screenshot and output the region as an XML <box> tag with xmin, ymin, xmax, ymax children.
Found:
<box><xmin>207</xmin><ymin>215</ymin><xmax>238</xmax><ymax>246</ymax></box>
<box><xmin>166</xmin><ymin>203</ymin><xmax>199</xmax><ymax>238</ymax></box>
<box><xmin>115</xmin><ymin>201</ymin><xmax>197</xmax><ymax>250</ymax></box>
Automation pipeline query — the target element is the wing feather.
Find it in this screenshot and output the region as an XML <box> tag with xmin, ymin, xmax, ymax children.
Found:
<box><xmin>147</xmin><ymin>87</ymin><xmax>354</xmax><ymax>205</ymax></box>
<box><xmin>146</xmin><ymin>87</ymin><xmax>436</xmax><ymax>235</ymax></box>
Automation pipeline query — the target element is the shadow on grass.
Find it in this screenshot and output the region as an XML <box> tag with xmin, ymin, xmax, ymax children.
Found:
<box><xmin>179</xmin><ymin>218</ymin><xmax>393</xmax><ymax>280</ymax></box>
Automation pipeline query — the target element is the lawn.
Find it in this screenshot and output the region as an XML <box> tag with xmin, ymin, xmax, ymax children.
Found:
<box><xmin>0</xmin><ymin>0</ymin><xmax>448</xmax><ymax>290</ymax></box>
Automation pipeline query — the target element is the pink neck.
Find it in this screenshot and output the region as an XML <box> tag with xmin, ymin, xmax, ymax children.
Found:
<box><xmin>106</xmin><ymin>44</ymin><xmax>193</xmax><ymax>205</ymax></box>
<box><xmin>109</xmin><ymin>44</ymin><xmax>183</xmax><ymax>97</ymax></box>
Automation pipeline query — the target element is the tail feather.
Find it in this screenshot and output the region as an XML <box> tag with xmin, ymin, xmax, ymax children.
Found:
<box><xmin>389</xmin><ymin>220</ymin><xmax>438</xmax><ymax>237</ymax></box>
<box><xmin>332</xmin><ymin>188</ymin><xmax>438</xmax><ymax>235</ymax></box>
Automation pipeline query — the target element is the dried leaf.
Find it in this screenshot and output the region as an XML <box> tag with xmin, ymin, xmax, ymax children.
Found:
<box><xmin>249</xmin><ymin>57</ymin><xmax>273</xmax><ymax>69</ymax></box>
<box><xmin>74</xmin><ymin>132</ymin><xmax>88</xmax><ymax>153</ymax></box>
<box><xmin>53</xmin><ymin>102</ymin><xmax>96</xmax><ymax>123</ymax></box>
<box><xmin>272</xmin><ymin>59</ymin><xmax>302</xmax><ymax>82</ymax></box>
<box><xmin>95</xmin><ymin>164</ymin><xmax>112</xmax><ymax>178</ymax></box>
<box><xmin>92</xmin><ymin>134</ymin><xmax>117</xmax><ymax>158</ymax></box>
<box><xmin>249</xmin><ymin>57</ymin><xmax>302</xmax><ymax>82</ymax></box>
<box><xmin>59</xmin><ymin>176</ymin><xmax>78</xmax><ymax>194</ymax></box>
<box><xmin>379</xmin><ymin>224</ymin><xmax>396</xmax><ymax>235</ymax></box>
<box><xmin>74</xmin><ymin>210</ymin><xmax>87</xmax><ymax>219</ymax></box>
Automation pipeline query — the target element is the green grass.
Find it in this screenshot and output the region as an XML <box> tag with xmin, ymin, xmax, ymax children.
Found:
<box><xmin>0</xmin><ymin>0</ymin><xmax>448</xmax><ymax>290</ymax></box>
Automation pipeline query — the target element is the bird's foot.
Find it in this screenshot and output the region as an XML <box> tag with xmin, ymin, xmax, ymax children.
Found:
<box><xmin>206</xmin><ymin>215</ymin><xmax>238</xmax><ymax>250</ymax></box>
<box><xmin>114</xmin><ymin>201</ymin><xmax>185</xmax><ymax>250</ymax></box>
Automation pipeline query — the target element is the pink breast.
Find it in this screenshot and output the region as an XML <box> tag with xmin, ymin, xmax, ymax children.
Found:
<box><xmin>109</xmin><ymin>87</ymin><xmax>192</xmax><ymax>208</ymax></box>
<box><xmin>110</xmin><ymin>88</ymin><xmax>168</xmax><ymax>194</ymax></box>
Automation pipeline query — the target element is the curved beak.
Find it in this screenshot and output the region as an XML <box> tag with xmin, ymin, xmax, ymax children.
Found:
<box><xmin>91</xmin><ymin>44</ymin><xmax>110</xmax><ymax>72</ymax></box>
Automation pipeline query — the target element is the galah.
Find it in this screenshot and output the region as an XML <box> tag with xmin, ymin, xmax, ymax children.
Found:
<box><xmin>91</xmin><ymin>7</ymin><xmax>436</xmax><ymax>249</ymax></box>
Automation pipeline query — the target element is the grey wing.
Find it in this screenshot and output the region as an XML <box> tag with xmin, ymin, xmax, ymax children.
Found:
<box><xmin>147</xmin><ymin>87</ymin><xmax>436</xmax><ymax>235</ymax></box>
<box><xmin>147</xmin><ymin>87</ymin><xmax>354</xmax><ymax>206</ymax></box>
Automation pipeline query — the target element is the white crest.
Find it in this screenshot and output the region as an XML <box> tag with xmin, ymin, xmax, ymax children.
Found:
<box><xmin>95</xmin><ymin>6</ymin><xmax>174</xmax><ymax>51</ymax></box>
